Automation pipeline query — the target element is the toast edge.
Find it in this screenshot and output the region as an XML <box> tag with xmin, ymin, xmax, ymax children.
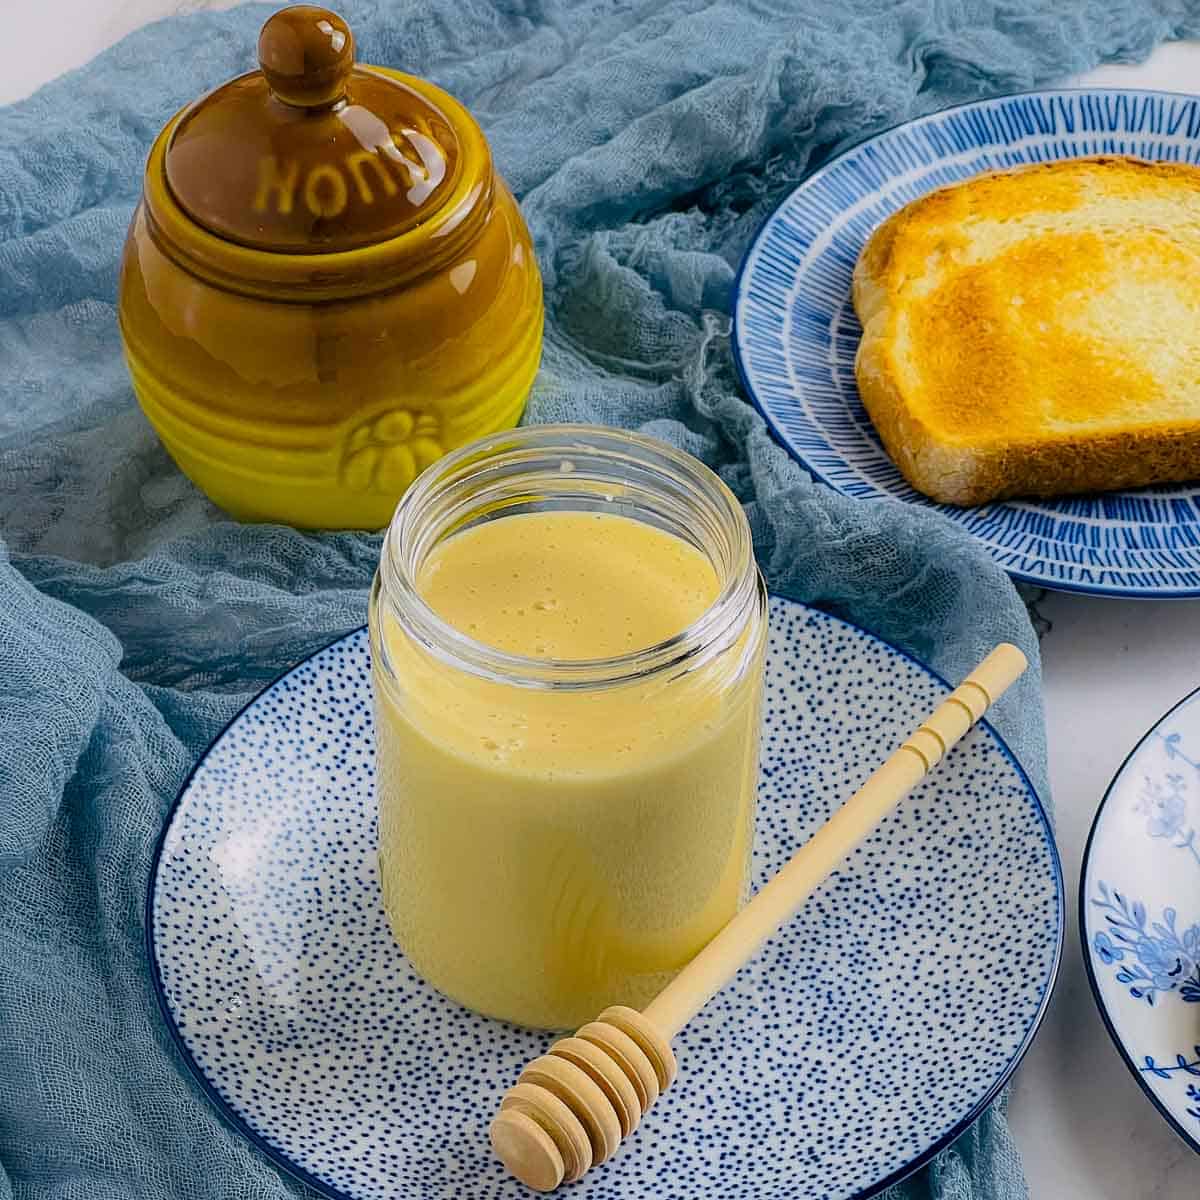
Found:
<box><xmin>852</xmin><ymin>208</ymin><xmax>998</xmax><ymax>506</ymax></box>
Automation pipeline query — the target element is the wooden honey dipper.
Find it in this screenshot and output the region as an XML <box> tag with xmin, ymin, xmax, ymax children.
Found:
<box><xmin>490</xmin><ymin>643</ymin><xmax>1028</xmax><ymax>1191</ymax></box>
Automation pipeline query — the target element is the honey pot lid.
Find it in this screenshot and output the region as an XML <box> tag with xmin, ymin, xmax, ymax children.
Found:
<box><xmin>163</xmin><ymin>5</ymin><xmax>463</xmax><ymax>253</ymax></box>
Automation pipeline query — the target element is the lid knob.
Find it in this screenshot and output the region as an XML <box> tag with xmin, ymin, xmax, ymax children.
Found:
<box><xmin>258</xmin><ymin>5</ymin><xmax>354</xmax><ymax>109</ymax></box>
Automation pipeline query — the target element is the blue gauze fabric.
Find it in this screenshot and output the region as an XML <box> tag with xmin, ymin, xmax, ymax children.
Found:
<box><xmin>2</xmin><ymin>2</ymin><xmax>1196</xmax><ymax>1197</ymax></box>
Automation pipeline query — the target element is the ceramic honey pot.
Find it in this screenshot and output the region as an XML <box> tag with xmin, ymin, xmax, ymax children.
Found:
<box><xmin>118</xmin><ymin>5</ymin><xmax>543</xmax><ymax>530</ymax></box>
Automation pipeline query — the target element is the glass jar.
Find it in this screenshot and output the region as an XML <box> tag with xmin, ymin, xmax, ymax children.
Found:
<box><xmin>369</xmin><ymin>425</ymin><xmax>767</xmax><ymax>1030</ymax></box>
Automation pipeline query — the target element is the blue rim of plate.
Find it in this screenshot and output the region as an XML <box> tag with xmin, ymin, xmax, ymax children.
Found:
<box><xmin>732</xmin><ymin>87</ymin><xmax>1200</xmax><ymax>600</ymax></box>
<box><xmin>1079</xmin><ymin>682</ymin><xmax>1200</xmax><ymax>1155</ymax></box>
<box><xmin>146</xmin><ymin>607</ymin><xmax>1064</xmax><ymax>1200</ymax></box>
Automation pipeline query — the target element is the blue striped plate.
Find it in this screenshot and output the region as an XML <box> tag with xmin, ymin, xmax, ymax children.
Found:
<box><xmin>733</xmin><ymin>89</ymin><xmax>1200</xmax><ymax>598</ymax></box>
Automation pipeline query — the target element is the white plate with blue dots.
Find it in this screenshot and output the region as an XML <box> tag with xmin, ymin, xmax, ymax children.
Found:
<box><xmin>147</xmin><ymin>596</ymin><xmax>1063</xmax><ymax>1200</ymax></box>
<box><xmin>1082</xmin><ymin>684</ymin><xmax>1200</xmax><ymax>1156</ymax></box>
<box><xmin>734</xmin><ymin>88</ymin><xmax>1200</xmax><ymax>598</ymax></box>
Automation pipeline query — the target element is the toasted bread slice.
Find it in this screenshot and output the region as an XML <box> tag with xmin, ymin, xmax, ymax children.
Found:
<box><xmin>852</xmin><ymin>157</ymin><xmax>1200</xmax><ymax>506</ymax></box>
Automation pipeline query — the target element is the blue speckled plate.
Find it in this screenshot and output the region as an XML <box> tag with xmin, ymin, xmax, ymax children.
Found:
<box><xmin>1081</xmin><ymin>685</ymin><xmax>1200</xmax><ymax>1155</ymax></box>
<box><xmin>147</xmin><ymin>597</ymin><xmax>1063</xmax><ymax>1200</ymax></box>
<box><xmin>733</xmin><ymin>89</ymin><xmax>1200</xmax><ymax>598</ymax></box>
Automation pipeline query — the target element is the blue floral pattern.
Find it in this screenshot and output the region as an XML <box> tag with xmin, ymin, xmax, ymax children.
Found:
<box><xmin>1141</xmin><ymin>1053</ymin><xmax>1200</xmax><ymax>1127</ymax></box>
<box><xmin>1084</xmin><ymin>690</ymin><xmax>1200</xmax><ymax>1154</ymax></box>
<box><xmin>1144</xmin><ymin>732</ymin><xmax>1200</xmax><ymax>867</ymax></box>
<box><xmin>1141</xmin><ymin>1050</ymin><xmax>1200</xmax><ymax>1080</ymax></box>
<box><xmin>1137</xmin><ymin>774</ymin><xmax>1187</xmax><ymax>839</ymax></box>
<box><xmin>1089</xmin><ymin>883</ymin><xmax>1200</xmax><ymax>1007</ymax></box>
<box><xmin>1092</xmin><ymin>887</ymin><xmax>1200</xmax><ymax>1137</ymax></box>
<box><xmin>1134</xmin><ymin>1059</ymin><xmax>1200</xmax><ymax>1133</ymax></box>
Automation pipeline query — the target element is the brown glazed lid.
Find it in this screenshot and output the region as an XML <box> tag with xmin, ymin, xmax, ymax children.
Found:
<box><xmin>163</xmin><ymin>5</ymin><xmax>462</xmax><ymax>253</ymax></box>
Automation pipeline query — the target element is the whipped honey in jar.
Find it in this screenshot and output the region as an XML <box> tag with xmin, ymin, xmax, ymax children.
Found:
<box><xmin>369</xmin><ymin>427</ymin><xmax>766</xmax><ymax>1029</ymax></box>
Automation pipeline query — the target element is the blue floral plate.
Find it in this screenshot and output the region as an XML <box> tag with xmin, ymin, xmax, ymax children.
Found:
<box><xmin>1082</xmin><ymin>685</ymin><xmax>1200</xmax><ymax>1154</ymax></box>
<box><xmin>733</xmin><ymin>89</ymin><xmax>1200</xmax><ymax>598</ymax></box>
<box><xmin>147</xmin><ymin>598</ymin><xmax>1063</xmax><ymax>1200</ymax></box>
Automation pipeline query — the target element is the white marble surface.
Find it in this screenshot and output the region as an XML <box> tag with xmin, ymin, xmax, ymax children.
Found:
<box><xmin>3</xmin><ymin>6</ymin><xmax>1200</xmax><ymax>1196</ymax></box>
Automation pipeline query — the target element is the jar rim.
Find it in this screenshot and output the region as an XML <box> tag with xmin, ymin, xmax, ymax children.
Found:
<box><xmin>373</xmin><ymin>424</ymin><xmax>763</xmax><ymax>691</ymax></box>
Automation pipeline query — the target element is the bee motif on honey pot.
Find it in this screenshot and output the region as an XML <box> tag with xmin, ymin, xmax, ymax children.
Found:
<box><xmin>341</xmin><ymin>408</ymin><xmax>444</xmax><ymax>493</ymax></box>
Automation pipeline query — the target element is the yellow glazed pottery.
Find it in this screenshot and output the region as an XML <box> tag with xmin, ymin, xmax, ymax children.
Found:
<box><xmin>118</xmin><ymin>4</ymin><xmax>543</xmax><ymax>529</ymax></box>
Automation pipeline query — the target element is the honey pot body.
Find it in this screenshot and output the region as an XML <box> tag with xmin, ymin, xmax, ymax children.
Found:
<box><xmin>119</xmin><ymin>176</ymin><xmax>541</xmax><ymax>529</ymax></box>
